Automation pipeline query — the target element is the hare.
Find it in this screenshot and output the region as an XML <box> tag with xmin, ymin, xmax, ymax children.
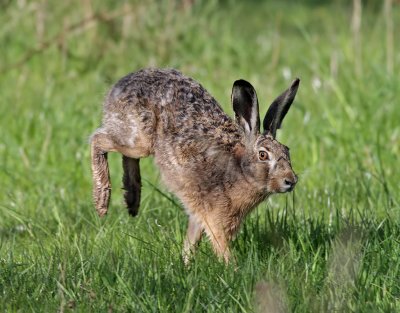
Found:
<box><xmin>90</xmin><ymin>68</ymin><xmax>300</xmax><ymax>263</ymax></box>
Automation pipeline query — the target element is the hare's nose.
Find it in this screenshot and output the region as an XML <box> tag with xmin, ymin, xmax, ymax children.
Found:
<box><xmin>284</xmin><ymin>175</ymin><xmax>297</xmax><ymax>188</ymax></box>
<box><xmin>284</xmin><ymin>179</ymin><xmax>296</xmax><ymax>187</ymax></box>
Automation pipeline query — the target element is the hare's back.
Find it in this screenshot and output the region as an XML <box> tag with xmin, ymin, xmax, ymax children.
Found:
<box><xmin>105</xmin><ymin>68</ymin><xmax>225</xmax><ymax>118</ymax></box>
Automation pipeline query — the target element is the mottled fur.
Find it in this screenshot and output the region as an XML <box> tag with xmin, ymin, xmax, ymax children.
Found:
<box><xmin>90</xmin><ymin>68</ymin><xmax>300</xmax><ymax>262</ymax></box>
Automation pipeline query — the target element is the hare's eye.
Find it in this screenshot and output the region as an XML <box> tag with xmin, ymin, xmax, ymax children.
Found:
<box><xmin>258</xmin><ymin>151</ymin><xmax>269</xmax><ymax>161</ymax></box>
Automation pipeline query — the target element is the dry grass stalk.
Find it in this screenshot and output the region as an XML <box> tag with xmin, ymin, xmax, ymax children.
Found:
<box><xmin>351</xmin><ymin>0</ymin><xmax>362</xmax><ymax>78</ymax></box>
<box><xmin>35</xmin><ymin>1</ymin><xmax>46</xmax><ymax>45</ymax></box>
<box><xmin>384</xmin><ymin>0</ymin><xmax>394</xmax><ymax>75</ymax></box>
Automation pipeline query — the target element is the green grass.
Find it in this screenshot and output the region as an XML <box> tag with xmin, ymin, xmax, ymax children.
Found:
<box><xmin>1</xmin><ymin>0</ymin><xmax>399</xmax><ymax>311</ymax></box>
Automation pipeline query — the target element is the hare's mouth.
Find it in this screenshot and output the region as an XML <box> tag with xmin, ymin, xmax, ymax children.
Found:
<box><xmin>278</xmin><ymin>186</ymin><xmax>294</xmax><ymax>193</ymax></box>
<box><xmin>285</xmin><ymin>185</ymin><xmax>295</xmax><ymax>192</ymax></box>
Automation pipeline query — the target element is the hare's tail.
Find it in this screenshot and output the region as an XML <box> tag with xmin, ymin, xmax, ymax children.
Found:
<box><xmin>122</xmin><ymin>156</ymin><xmax>141</xmax><ymax>216</ymax></box>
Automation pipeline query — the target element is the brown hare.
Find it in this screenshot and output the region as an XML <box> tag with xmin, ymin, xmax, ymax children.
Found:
<box><xmin>90</xmin><ymin>68</ymin><xmax>300</xmax><ymax>263</ymax></box>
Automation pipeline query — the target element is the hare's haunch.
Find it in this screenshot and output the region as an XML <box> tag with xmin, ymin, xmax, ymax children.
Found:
<box><xmin>90</xmin><ymin>68</ymin><xmax>300</xmax><ymax>263</ymax></box>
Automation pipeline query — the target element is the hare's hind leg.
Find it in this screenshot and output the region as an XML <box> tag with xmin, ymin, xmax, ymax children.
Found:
<box><xmin>122</xmin><ymin>156</ymin><xmax>141</xmax><ymax>216</ymax></box>
<box><xmin>90</xmin><ymin>132</ymin><xmax>115</xmax><ymax>217</ymax></box>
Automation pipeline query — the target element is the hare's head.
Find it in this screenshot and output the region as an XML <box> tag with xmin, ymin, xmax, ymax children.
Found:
<box><xmin>231</xmin><ymin>78</ymin><xmax>300</xmax><ymax>194</ymax></box>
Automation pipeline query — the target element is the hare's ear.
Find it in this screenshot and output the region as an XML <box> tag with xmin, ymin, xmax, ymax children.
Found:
<box><xmin>263</xmin><ymin>78</ymin><xmax>300</xmax><ymax>138</ymax></box>
<box><xmin>231</xmin><ymin>80</ymin><xmax>260</xmax><ymax>137</ymax></box>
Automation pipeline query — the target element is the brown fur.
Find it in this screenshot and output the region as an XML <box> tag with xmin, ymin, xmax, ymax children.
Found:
<box><xmin>90</xmin><ymin>68</ymin><xmax>300</xmax><ymax>262</ymax></box>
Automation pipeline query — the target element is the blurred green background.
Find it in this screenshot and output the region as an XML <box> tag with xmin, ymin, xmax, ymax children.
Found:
<box><xmin>0</xmin><ymin>0</ymin><xmax>399</xmax><ymax>312</ymax></box>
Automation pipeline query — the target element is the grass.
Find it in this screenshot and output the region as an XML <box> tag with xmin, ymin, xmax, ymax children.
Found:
<box><xmin>0</xmin><ymin>0</ymin><xmax>399</xmax><ymax>311</ymax></box>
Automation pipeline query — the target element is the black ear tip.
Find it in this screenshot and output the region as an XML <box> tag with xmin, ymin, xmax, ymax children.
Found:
<box><xmin>291</xmin><ymin>78</ymin><xmax>300</xmax><ymax>88</ymax></box>
<box><xmin>233</xmin><ymin>79</ymin><xmax>253</xmax><ymax>89</ymax></box>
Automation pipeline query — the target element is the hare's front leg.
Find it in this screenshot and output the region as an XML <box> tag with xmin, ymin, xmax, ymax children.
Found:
<box><xmin>122</xmin><ymin>156</ymin><xmax>141</xmax><ymax>216</ymax></box>
<box><xmin>208</xmin><ymin>230</ymin><xmax>231</xmax><ymax>263</ymax></box>
<box><xmin>90</xmin><ymin>132</ymin><xmax>115</xmax><ymax>217</ymax></box>
<box><xmin>183</xmin><ymin>216</ymin><xmax>203</xmax><ymax>265</ymax></box>
<box><xmin>203</xmin><ymin>218</ymin><xmax>231</xmax><ymax>263</ymax></box>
